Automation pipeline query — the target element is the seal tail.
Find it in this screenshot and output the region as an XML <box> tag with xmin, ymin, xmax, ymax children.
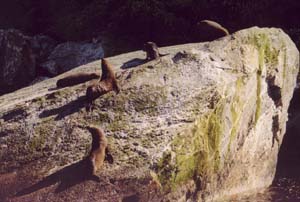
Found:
<box><xmin>159</xmin><ymin>53</ymin><xmax>170</xmax><ymax>57</ymax></box>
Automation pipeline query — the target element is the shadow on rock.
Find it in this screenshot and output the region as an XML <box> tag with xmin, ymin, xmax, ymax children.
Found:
<box><xmin>1</xmin><ymin>108</ymin><xmax>28</xmax><ymax>122</ymax></box>
<box><xmin>16</xmin><ymin>158</ymin><xmax>99</xmax><ymax>196</ymax></box>
<box><xmin>121</xmin><ymin>58</ymin><xmax>147</xmax><ymax>69</ymax></box>
<box><xmin>39</xmin><ymin>95</ymin><xmax>86</xmax><ymax>120</ymax></box>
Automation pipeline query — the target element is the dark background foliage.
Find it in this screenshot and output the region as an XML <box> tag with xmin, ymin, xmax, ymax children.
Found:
<box><xmin>0</xmin><ymin>0</ymin><xmax>299</xmax><ymax>55</ymax></box>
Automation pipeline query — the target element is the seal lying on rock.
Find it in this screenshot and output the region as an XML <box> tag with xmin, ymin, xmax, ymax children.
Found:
<box><xmin>196</xmin><ymin>20</ymin><xmax>229</xmax><ymax>41</ymax></box>
<box><xmin>142</xmin><ymin>41</ymin><xmax>169</xmax><ymax>61</ymax></box>
<box><xmin>86</xmin><ymin>58</ymin><xmax>120</xmax><ymax>111</ymax></box>
<box><xmin>56</xmin><ymin>73</ymin><xmax>100</xmax><ymax>88</ymax></box>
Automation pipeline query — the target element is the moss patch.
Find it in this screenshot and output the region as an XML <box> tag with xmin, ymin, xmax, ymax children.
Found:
<box><xmin>29</xmin><ymin>126</ymin><xmax>50</xmax><ymax>151</ymax></box>
<box><xmin>247</xmin><ymin>33</ymin><xmax>279</xmax><ymax>125</ymax></box>
<box><xmin>28</xmin><ymin>119</ymin><xmax>55</xmax><ymax>152</ymax></box>
<box><xmin>154</xmin><ymin>32</ymin><xmax>283</xmax><ymax>192</ymax></box>
<box><xmin>255</xmin><ymin>68</ymin><xmax>262</xmax><ymax>125</ymax></box>
<box><xmin>228</xmin><ymin>77</ymin><xmax>245</xmax><ymax>153</ymax></box>
<box><xmin>155</xmin><ymin>98</ymin><xmax>225</xmax><ymax>191</ymax></box>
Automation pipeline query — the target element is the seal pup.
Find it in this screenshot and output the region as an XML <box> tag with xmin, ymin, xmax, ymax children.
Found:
<box><xmin>86</xmin><ymin>58</ymin><xmax>120</xmax><ymax>111</ymax></box>
<box><xmin>142</xmin><ymin>41</ymin><xmax>169</xmax><ymax>61</ymax></box>
<box><xmin>56</xmin><ymin>73</ymin><xmax>100</xmax><ymax>88</ymax></box>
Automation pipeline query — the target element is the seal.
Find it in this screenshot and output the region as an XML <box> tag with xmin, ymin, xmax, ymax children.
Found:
<box><xmin>87</xmin><ymin>126</ymin><xmax>108</xmax><ymax>175</ymax></box>
<box><xmin>196</xmin><ymin>20</ymin><xmax>229</xmax><ymax>41</ymax></box>
<box><xmin>142</xmin><ymin>41</ymin><xmax>169</xmax><ymax>61</ymax></box>
<box><xmin>56</xmin><ymin>73</ymin><xmax>100</xmax><ymax>88</ymax></box>
<box><xmin>100</xmin><ymin>58</ymin><xmax>120</xmax><ymax>92</ymax></box>
<box><xmin>86</xmin><ymin>58</ymin><xmax>120</xmax><ymax>111</ymax></box>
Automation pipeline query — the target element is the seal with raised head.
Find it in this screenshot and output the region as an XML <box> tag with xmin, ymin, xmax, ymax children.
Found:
<box><xmin>142</xmin><ymin>41</ymin><xmax>169</xmax><ymax>61</ymax></box>
<box><xmin>86</xmin><ymin>58</ymin><xmax>120</xmax><ymax>111</ymax></box>
<box><xmin>56</xmin><ymin>72</ymin><xmax>100</xmax><ymax>88</ymax></box>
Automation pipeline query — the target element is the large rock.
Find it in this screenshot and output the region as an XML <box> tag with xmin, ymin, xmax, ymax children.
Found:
<box><xmin>29</xmin><ymin>35</ymin><xmax>58</xmax><ymax>64</ymax></box>
<box><xmin>0</xmin><ymin>27</ymin><xmax>298</xmax><ymax>202</ymax></box>
<box><xmin>0</xmin><ymin>29</ymin><xmax>36</xmax><ymax>95</ymax></box>
<box><xmin>40</xmin><ymin>41</ymin><xmax>104</xmax><ymax>76</ymax></box>
<box><xmin>0</xmin><ymin>30</ymin><xmax>103</xmax><ymax>96</ymax></box>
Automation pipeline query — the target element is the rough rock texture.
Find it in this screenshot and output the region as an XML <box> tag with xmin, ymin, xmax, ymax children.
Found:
<box><xmin>40</xmin><ymin>41</ymin><xmax>104</xmax><ymax>76</ymax></box>
<box><xmin>0</xmin><ymin>29</ymin><xmax>105</xmax><ymax>96</ymax></box>
<box><xmin>0</xmin><ymin>29</ymin><xmax>36</xmax><ymax>95</ymax></box>
<box><xmin>0</xmin><ymin>27</ymin><xmax>298</xmax><ymax>202</ymax></box>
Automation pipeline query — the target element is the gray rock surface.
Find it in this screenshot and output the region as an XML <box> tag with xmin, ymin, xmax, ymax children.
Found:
<box><xmin>41</xmin><ymin>41</ymin><xmax>104</xmax><ymax>76</ymax></box>
<box><xmin>0</xmin><ymin>29</ymin><xmax>36</xmax><ymax>95</ymax></box>
<box><xmin>0</xmin><ymin>27</ymin><xmax>298</xmax><ymax>202</ymax></box>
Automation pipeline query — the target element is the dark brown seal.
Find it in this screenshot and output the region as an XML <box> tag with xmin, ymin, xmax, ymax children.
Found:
<box><xmin>196</xmin><ymin>20</ymin><xmax>229</xmax><ymax>42</ymax></box>
<box><xmin>56</xmin><ymin>73</ymin><xmax>100</xmax><ymax>88</ymax></box>
<box><xmin>86</xmin><ymin>58</ymin><xmax>120</xmax><ymax>111</ymax></box>
<box><xmin>142</xmin><ymin>41</ymin><xmax>169</xmax><ymax>61</ymax></box>
<box><xmin>87</xmin><ymin>126</ymin><xmax>108</xmax><ymax>175</ymax></box>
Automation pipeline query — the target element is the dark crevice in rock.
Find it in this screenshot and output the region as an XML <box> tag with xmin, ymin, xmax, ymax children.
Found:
<box><xmin>0</xmin><ymin>129</ymin><xmax>14</xmax><ymax>137</ymax></box>
<box><xmin>266</xmin><ymin>76</ymin><xmax>282</xmax><ymax>107</ymax></box>
<box><xmin>0</xmin><ymin>132</ymin><xmax>7</xmax><ymax>137</ymax></box>
<box><xmin>185</xmin><ymin>189</ymin><xmax>193</xmax><ymax>201</ymax></box>
<box><xmin>237</xmin><ymin>118</ymin><xmax>254</xmax><ymax>151</ymax></box>
<box><xmin>191</xmin><ymin>175</ymin><xmax>202</xmax><ymax>200</ymax></box>
<box><xmin>272</xmin><ymin>115</ymin><xmax>280</xmax><ymax>147</ymax></box>
<box><xmin>122</xmin><ymin>193</ymin><xmax>140</xmax><ymax>202</ymax></box>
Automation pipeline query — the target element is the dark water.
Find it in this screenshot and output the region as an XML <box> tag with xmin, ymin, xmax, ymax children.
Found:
<box><xmin>228</xmin><ymin>89</ymin><xmax>300</xmax><ymax>202</ymax></box>
<box><xmin>233</xmin><ymin>178</ymin><xmax>300</xmax><ymax>202</ymax></box>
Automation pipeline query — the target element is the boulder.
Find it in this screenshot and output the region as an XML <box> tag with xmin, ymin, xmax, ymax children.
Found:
<box><xmin>0</xmin><ymin>29</ymin><xmax>36</xmax><ymax>95</ymax></box>
<box><xmin>0</xmin><ymin>27</ymin><xmax>298</xmax><ymax>202</ymax></box>
<box><xmin>40</xmin><ymin>41</ymin><xmax>104</xmax><ymax>76</ymax></box>
<box><xmin>29</xmin><ymin>34</ymin><xmax>58</xmax><ymax>64</ymax></box>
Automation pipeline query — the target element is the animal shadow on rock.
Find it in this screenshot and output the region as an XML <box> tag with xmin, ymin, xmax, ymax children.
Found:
<box><xmin>120</xmin><ymin>58</ymin><xmax>147</xmax><ymax>69</ymax></box>
<box><xmin>39</xmin><ymin>95</ymin><xmax>86</xmax><ymax>120</ymax></box>
<box><xmin>16</xmin><ymin>158</ymin><xmax>100</xmax><ymax>196</ymax></box>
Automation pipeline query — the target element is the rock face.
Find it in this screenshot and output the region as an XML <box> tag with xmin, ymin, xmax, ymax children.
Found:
<box><xmin>29</xmin><ymin>35</ymin><xmax>58</xmax><ymax>65</ymax></box>
<box><xmin>0</xmin><ymin>29</ymin><xmax>104</xmax><ymax>96</ymax></box>
<box><xmin>0</xmin><ymin>27</ymin><xmax>298</xmax><ymax>202</ymax></box>
<box><xmin>0</xmin><ymin>29</ymin><xmax>36</xmax><ymax>95</ymax></box>
<box><xmin>41</xmin><ymin>41</ymin><xmax>104</xmax><ymax>76</ymax></box>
